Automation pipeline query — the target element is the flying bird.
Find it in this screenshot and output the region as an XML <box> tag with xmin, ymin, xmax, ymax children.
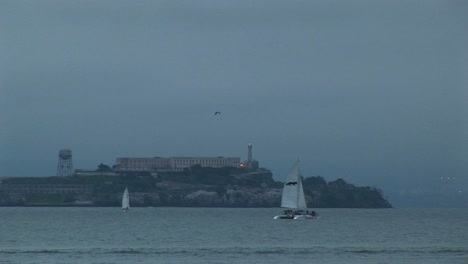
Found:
<box><xmin>214</xmin><ymin>111</ymin><xmax>221</xmax><ymax>115</ymax></box>
<box><xmin>285</xmin><ymin>182</ymin><xmax>297</xmax><ymax>186</ymax></box>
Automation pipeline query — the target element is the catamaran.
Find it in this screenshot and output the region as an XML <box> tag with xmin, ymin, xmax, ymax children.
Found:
<box><xmin>274</xmin><ymin>160</ymin><xmax>318</xmax><ymax>220</ymax></box>
<box><xmin>122</xmin><ymin>187</ymin><xmax>130</xmax><ymax>212</ymax></box>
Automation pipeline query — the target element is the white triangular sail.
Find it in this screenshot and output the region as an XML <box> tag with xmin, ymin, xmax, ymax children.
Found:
<box><xmin>122</xmin><ymin>187</ymin><xmax>130</xmax><ymax>211</ymax></box>
<box><xmin>280</xmin><ymin>160</ymin><xmax>307</xmax><ymax>209</ymax></box>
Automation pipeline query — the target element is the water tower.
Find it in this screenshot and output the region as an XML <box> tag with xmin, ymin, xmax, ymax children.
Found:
<box><xmin>57</xmin><ymin>149</ymin><xmax>73</xmax><ymax>176</ymax></box>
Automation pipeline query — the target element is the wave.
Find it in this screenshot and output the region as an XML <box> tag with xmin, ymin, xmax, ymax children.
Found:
<box><xmin>0</xmin><ymin>249</ymin><xmax>64</xmax><ymax>254</ymax></box>
<box><xmin>340</xmin><ymin>247</ymin><xmax>468</xmax><ymax>255</ymax></box>
<box><xmin>1</xmin><ymin>246</ymin><xmax>467</xmax><ymax>256</ymax></box>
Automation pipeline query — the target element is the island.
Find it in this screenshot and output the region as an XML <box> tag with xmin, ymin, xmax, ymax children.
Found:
<box><xmin>0</xmin><ymin>165</ymin><xmax>391</xmax><ymax>208</ymax></box>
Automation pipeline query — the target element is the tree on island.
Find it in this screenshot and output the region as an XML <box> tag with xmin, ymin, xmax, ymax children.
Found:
<box><xmin>97</xmin><ymin>163</ymin><xmax>112</xmax><ymax>172</ymax></box>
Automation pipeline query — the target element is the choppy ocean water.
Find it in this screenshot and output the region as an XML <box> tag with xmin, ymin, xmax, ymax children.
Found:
<box><xmin>1</xmin><ymin>207</ymin><xmax>467</xmax><ymax>264</ymax></box>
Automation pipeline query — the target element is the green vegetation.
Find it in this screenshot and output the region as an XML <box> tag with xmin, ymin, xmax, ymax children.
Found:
<box><xmin>158</xmin><ymin>165</ymin><xmax>276</xmax><ymax>187</ymax></box>
<box><xmin>302</xmin><ymin>177</ymin><xmax>391</xmax><ymax>208</ymax></box>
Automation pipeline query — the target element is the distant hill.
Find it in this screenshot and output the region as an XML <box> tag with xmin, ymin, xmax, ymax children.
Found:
<box><xmin>0</xmin><ymin>166</ymin><xmax>391</xmax><ymax>208</ymax></box>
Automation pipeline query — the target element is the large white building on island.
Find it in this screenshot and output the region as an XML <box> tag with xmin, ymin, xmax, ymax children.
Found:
<box><xmin>115</xmin><ymin>157</ymin><xmax>241</xmax><ymax>172</ymax></box>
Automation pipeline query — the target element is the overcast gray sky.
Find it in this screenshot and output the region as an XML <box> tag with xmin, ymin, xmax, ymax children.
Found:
<box><xmin>1</xmin><ymin>0</ymin><xmax>467</xmax><ymax>207</ymax></box>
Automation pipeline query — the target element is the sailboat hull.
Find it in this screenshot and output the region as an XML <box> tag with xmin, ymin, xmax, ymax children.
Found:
<box><xmin>273</xmin><ymin>214</ymin><xmax>295</xmax><ymax>219</ymax></box>
<box><xmin>273</xmin><ymin>212</ymin><xmax>319</xmax><ymax>220</ymax></box>
<box><xmin>293</xmin><ymin>215</ymin><xmax>318</xmax><ymax>220</ymax></box>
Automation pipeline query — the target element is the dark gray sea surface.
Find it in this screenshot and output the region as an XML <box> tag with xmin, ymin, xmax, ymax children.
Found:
<box><xmin>0</xmin><ymin>207</ymin><xmax>466</xmax><ymax>264</ymax></box>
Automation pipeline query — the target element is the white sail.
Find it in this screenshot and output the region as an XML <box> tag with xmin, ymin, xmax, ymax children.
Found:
<box><xmin>122</xmin><ymin>187</ymin><xmax>130</xmax><ymax>211</ymax></box>
<box><xmin>280</xmin><ymin>161</ymin><xmax>307</xmax><ymax>209</ymax></box>
<box><xmin>297</xmin><ymin>177</ymin><xmax>307</xmax><ymax>209</ymax></box>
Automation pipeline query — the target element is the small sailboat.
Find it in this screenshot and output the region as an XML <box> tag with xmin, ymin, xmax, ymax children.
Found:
<box><xmin>122</xmin><ymin>187</ymin><xmax>130</xmax><ymax>212</ymax></box>
<box><xmin>274</xmin><ymin>160</ymin><xmax>318</xmax><ymax>220</ymax></box>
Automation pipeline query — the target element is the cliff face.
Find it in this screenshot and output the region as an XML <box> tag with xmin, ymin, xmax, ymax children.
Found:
<box><xmin>134</xmin><ymin>187</ymin><xmax>282</xmax><ymax>207</ymax></box>
<box><xmin>0</xmin><ymin>167</ymin><xmax>392</xmax><ymax>208</ymax></box>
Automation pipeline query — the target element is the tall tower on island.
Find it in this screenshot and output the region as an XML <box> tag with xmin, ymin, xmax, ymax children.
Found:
<box><xmin>57</xmin><ymin>149</ymin><xmax>73</xmax><ymax>176</ymax></box>
<box><xmin>247</xmin><ymin>143</ymin><xmax>253</xmax><ymax>168</ymax></box>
